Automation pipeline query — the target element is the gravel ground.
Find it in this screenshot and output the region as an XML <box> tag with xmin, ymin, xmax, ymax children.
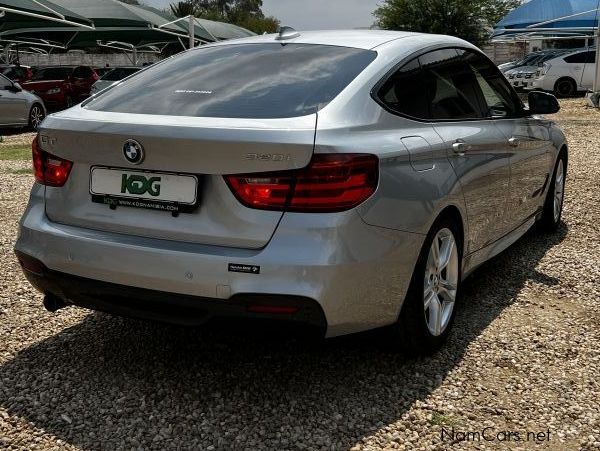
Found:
<box><xmin>0</xmin><ymin>100</ymin><xmax>599</xmax><ymax>450</ymax></box>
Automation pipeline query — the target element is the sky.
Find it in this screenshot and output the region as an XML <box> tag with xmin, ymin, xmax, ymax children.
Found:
<box><xmin>144</xmin><ymin>0</ymin><xmax>382</xmax><ymax>30</ymax></box>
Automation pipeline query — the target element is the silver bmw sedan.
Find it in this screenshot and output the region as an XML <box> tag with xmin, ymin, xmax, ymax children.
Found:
<box><xmin>15</xmin><ymin>30</ymin><xmax>567</xmax><ymax>353</ymax></box>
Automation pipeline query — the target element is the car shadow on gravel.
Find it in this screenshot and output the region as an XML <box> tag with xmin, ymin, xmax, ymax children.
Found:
<box><xmin>0</xmin><ymin>224</ymin><xmax>568</xmax><ymax>450</ymax></box>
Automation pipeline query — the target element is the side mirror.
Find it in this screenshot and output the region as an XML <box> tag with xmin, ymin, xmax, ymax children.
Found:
<box><xmin>528</xmin><ymin>91</ymin><xmax>560</xmax><ymax>115</ymax></box>
<box><xmin>5</xmin><ymin>83</ymin><xmax>21</xmax><ymax>93</ymax></box>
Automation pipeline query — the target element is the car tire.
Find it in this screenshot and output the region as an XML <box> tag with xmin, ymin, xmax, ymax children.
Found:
<box><xmin>390</xmin><ymin>216</ymin><xmax>462</xmax><ymax>355</ymax></box>
<box><xmin>28</xmin><ymin>104</ymin><xmax>45</xmax><ymax>131</ymax></box>
<box><xmin>538</xmin><ymin>152</ymin><xmax>566</xmax><ymax>233</ymax></box>
<box><xmin>554</xmin><ymin>78</ymin><xmax>577</xmax><ymax>98</ymax></box>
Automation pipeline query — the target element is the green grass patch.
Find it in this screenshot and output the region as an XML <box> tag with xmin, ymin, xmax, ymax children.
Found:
<box><xmin>7</xmin><ymin>167</ymin><xmax>32</xmax><ymax>175</ymax></box>
<box><xmin>429</xmin><ymin>412</ymin><xmax>462</xmax><ymax>427</ymax></box>
<box><xmin>0</xmin><ymin>145</ymin><xmax>30</xmax><ymax>161</ymax></box>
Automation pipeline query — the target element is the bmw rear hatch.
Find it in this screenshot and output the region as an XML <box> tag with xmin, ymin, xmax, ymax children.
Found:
<box><xmin>39</xmin><ymin>42</ymin><xmax>377</xmax><ymax>249</ymax></box>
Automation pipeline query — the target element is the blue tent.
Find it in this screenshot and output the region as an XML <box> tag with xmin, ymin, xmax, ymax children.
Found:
<box><xmin>495</xmin><ymin>0</ymin><xmax>600</xmax><ymax>36</ymax></box>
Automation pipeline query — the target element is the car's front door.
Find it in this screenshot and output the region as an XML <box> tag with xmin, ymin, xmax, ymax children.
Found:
<box><xmin>0</xmin><ymin>74</ymin><xmax>28</xmax><ymax>126</ymax></box>
<box><xmin>416</xmin><ymin>48</ymin><xmax>512</xmax><ymax>253</ymax></box>
<box><xmin>460</xmin><ymin>49</ymin><xmax>555</xmax><ymax>231</ymax></box>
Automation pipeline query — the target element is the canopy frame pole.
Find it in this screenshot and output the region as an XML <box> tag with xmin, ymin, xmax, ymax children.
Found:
<box><xmin>152</xmin><ymin>26</ymin><xmax>209</xmax><ymax>45</ymax></box>
<box><xmin>526</xmin><ymin>9</ymin><xmax>600</xmax><ymax>28</ymax></box>
<box><xmin>0</xmin><ymin>38</ymin><xmax>66</xmax><ymax>50</ymax></box>
<box><xmin>495</xmin><ymin>26</ymin><xmax>598</xmax><ymax>34</ymax></box>
<box><xmin>594</xmin><ymin>27</ymin><xmax>600</xmax><ymax>94</ymax></box>
<box><xmin>0</xmin><ymin>7</ymin><xmax>95</xmax><ymax>29</ymax></box>
<box><xmin>3</xmin><ymin>43</ymin><xmax>12</xmax><ymax>64</ymax></box>
<box><xmin>31</xmin><ymin>0</ymin><xmax>65</xmax><ymax>20</ymax></box>
<box><xmin>189</xmin><ymin>15</ymin><xmax>194</xmax><ymax>49</ymax></box>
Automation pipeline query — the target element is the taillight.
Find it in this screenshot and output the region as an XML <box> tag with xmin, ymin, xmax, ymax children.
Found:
<box><xmin>32</xmin><ymin>136</ymin><xmax>73</xmax><ymax>187</ymax></box>
<box><xmin>224</xmin><ymin>153</ymin><xmax>378</xmax><ymax>213</ymax></box>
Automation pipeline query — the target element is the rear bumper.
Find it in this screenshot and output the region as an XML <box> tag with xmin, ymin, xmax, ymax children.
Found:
<box><xmin>15</xmin><ymin>185</ymin><xmax>423</xmax><ymax>337</ymax></box>
<box><xmin>16</xmin><ymin>251</ymin><xmax>326</xmax><ymax>332</ymax></box>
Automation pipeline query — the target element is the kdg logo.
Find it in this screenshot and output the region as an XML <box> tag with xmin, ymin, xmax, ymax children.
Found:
<box><xmin>121</xmin><ymin>174</ymin><xmax>162</xmax><ymax>196</ymax></box>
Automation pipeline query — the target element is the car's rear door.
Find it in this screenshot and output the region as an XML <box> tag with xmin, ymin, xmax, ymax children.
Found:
<box><xmin>417</xmin><ymin>48</ymin><xmax>512</xmax><ymax>252</ymax></box>
<box><xmin>580</xmin><ymin>51</ymin><xmax>596</xmax><ymax>90</ymax></box>
<box><xmin>459</xmin><ymin>50</ymin><xmax>555</xmax><ymax>230</ymax></box>
<box><xmin>562</xmin><ymin>51</ymin><xmax>592</xmax><ymax>88</ymax></box>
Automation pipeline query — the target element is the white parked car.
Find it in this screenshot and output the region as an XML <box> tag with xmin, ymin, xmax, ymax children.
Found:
<box><xmin>532</xmin><ymin>48</ymin><xmax>596</xmax><ymax>96</ymax></box>
<box><xmin>504</xmin><ymin>50</ymin><xmax>571</xmax><ymax>90</ymax></box>
<box><xmin>505</xmin><ymin>67</ymin><xmax>538</xmax><ymax>90</ymax></box>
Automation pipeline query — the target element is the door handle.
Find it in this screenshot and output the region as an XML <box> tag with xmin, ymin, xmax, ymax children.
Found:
<box><xmin>452</xmin><ymin>142</ymin><xmax>467</xmax><ymax>155</ymax></box>
<box><xmin>508</xmin><ymin>137</ymin><xmax>520</xmax><ymax>147</ymax></box>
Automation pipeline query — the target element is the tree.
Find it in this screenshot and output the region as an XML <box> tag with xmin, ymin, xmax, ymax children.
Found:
<box><xmin>374</xmin><ymin>0</ymin><xmax>521</xmax><ymax>47</ymax></box>
<box><xmin>170</xmin><ymin>1</ymin><xmax>198</xmax><ymax>18</ymax></box>
<box><xmin>170</xmin><ymin>0</ymin><xmax>279</xmax><ymax>34</ymax></box>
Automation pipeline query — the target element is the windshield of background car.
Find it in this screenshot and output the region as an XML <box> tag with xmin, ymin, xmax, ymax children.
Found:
<box><xmin>101</xmin><ymin>67</ymin><xmax>141</xmax><ymax>81</ymax></box>
<box><xmin>86</xmin><ymin>43</ymin><xmax>377</xmax><ymax>118</ymax></box>
<box><xmin>31</xmin><ymin>67</ymin><xmax>73</xmax><ymax>81</ymax></box>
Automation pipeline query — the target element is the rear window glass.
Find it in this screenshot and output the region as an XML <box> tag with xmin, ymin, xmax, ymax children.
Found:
<box><xmin>564</xmin><ymin>51</ymin><xmax>595</xmax><ymax>64</ymax></box>
<box><xmin>32</xmin><ymin>67</ymin><xmax>73</xmax><ymax>81</ymax></box>
<box><xmin>101</xmin><ymin>67</ymin><xmax>140</xmax><ymax>81</ymax></box>
<box><xmin>86</xmin><ymin>43</ymin><xmax>377</xmax><ymax>118</ymax></box>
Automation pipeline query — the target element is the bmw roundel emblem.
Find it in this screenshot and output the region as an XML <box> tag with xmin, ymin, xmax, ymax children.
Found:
<box><xmin>123</xmin><ymin>139</ymin><xmax>144</xmax><ymax>164</ymax></box>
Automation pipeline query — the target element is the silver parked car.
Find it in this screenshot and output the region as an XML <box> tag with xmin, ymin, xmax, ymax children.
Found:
<box><xmin>0</xmin><ymin>74</ymin><xmax>46</xmax><ymax>130</ymax></box>
<box><xmin>15</xmin><ymin>30</ymin><xmax>567</xmax><ymax>353</ymax></box>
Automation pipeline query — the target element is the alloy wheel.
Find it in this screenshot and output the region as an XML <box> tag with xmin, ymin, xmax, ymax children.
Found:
<box><xmin>423</xmin><ymin>228</ymin><xmax>459</xmax><ymax>337</ymax></box>
<box><xmin>556</xmin><ymin>80</ymin><xmax>574</xmax><ymax>97</ymax></box>
<box><xmin>30</xmin><ymin>106</ymin><xmax>44</xmax><ymax>130</ymax></box>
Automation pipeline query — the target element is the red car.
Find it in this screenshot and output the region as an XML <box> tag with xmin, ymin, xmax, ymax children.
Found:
<box><xmin>21</xmin><ymin>65</ymin><xmax>99</xmax><ymax>111</ymax></box>
<box><xmin>0</xmin><ymin>64</ymin><xmax>33</xmax><ymax>83</ymax></box>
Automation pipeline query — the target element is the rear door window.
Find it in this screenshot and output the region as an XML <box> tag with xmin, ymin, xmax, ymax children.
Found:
<box><xmin>458</xmin><ymin>49</ymin><xmax>522</xmax><ymax>118</ymax></box>
<box><xmin>86</xmin><ymin>43</ymin><xmax>377</xmax><ymax>118</ymax></box>
<box><xmin>101</xmin><ymin>68</ymin><xmax>140</xmax><ymax>81</ymax></box>
<box><xmin>377</xmin><ymin>58</ymin><xmax>429</xmax><ymax>119</ymax></box>
<box><xmin>32</xmin><ymin>67</ymin><xmax>73</xmax><ymax>81</ymax></box>
<box><xmin>564</xmin><ymin>51</ymin><xmax>595</xmax><ymax>64</ymax></box>
<box><xmin>376</xmin><ymin>48</ymin><xmax>487</xmax><ymax>121</ymax></box>
<box><xmin>418</xmin><ymin>49</ymin><xmax>484</xmax><ymax>120</ymax></box>
<box><xmin>73</xmin><ymin>66</ymin><xmax>93</xmax><ymax>79</ymax></box>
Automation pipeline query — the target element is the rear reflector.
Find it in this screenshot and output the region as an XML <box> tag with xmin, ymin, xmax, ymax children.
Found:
<box><xmin>17</xmin><ymin>254</ymin><xmax>45</xmax><ymax>275</ymax></box>
<box><xmin>247</xmin><ymin>305</ymin><xmax>300</xmax><ymax>315</ymax></box>
<box><xmin>224</xmin><ymin>153</ymin><xmax>378</xmax><ymax>213</ymax></box>
<box><xmin>32</xmin><ymin>136</ymin><xmax>73</xmax><ymax>187</ymax></box>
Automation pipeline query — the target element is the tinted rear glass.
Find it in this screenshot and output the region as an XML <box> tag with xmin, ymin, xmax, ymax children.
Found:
<box><xmin>86</xmin><ymin>44</ymin><xmax>377</xmax><ymax>118</ymax></box>
<box><xmin>101</xmin><ymin>67</ymin><xmax>140</xmax><ymax>81</ymax></box>
<box><xmin>32</xmin><ymin>67</ymin><xmax>73</xmax><ymax>81</ymax></box>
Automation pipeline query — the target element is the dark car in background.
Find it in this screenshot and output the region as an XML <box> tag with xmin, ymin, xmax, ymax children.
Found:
<box><xmin>0</xmin><ymin>64</ymin><xmax>33</xmax><ymax>83</ymax></box>
<box><xmin>94</xmin><ymin>67</ymin><xmax>113</xmax><ymax>78</ymax></box>
<box><xmin>90</xmin><ymin>66</ymin><xmax>142</xmax><ymax>95</ymax></box>
<box><xmin>21</xmin><ymin>65</ymin><xmax>98</xmax><ymax>111</ymax></box>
